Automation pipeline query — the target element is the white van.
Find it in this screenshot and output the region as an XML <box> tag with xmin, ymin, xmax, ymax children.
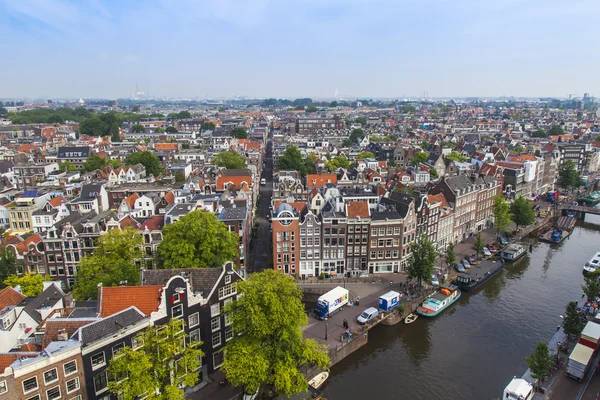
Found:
<box><xmin>260</xmin><ymin>178</ymin><xmax>266</xmax><ymax>186</ymax></box>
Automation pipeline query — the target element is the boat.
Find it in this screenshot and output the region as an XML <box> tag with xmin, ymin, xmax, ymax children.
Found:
<box><xmin>416</xmin><ymin>284</ymin><xmax>461</xmax><ymax>317</ymax></box>
<box><xmin>404</xmin><ymin>313</ymin><xmax>418</xmax><ymax>324</ymax></box>
<box><xmin>453</xmin><ymin>259</ymin><xmax>504</xmax><ymax>292</ymax></box>
<box><xmin>499</xmin><ymin>244</ymin><xmax>527</xmax><ymax>262</ymax></box>
<box><xmin>308</xmin><ymin>372</ymin><xmax>329</xmax><ymax>389</ymax></box>
<box><xmin>539</xmin><ymin>227</ymin><xmax>572</xmax><ymax>244</ymax></box>
<box><xmin>583</xmin><ymin>252</ymin><xmax>600</xmax><ymax>275</ymax></box>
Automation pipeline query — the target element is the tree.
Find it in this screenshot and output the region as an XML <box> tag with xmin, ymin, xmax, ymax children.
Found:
<box><xmin>510</xmin><ymin>196</ymin><xmax>535</xmax><ymax>229</ymax></box>
<box><xmin>526</xmin><ymin>341</ymin><xmax>552</xmax><ymax>381</ymax></box>
<box><xmin>402</xmin><ymin>104</ymin><xmax>416</xmax><ymax>113</ymax></box>
<box><xmin>131</xmin><ymin>124</ymin><xmax>145</xmax><ymax>133</ymax></box>
<box><xmin>305</xmin><ymin>105</ymin><xmax>318</xmax><ymax>112</ymax></box>
<box><xmin>512</xmin><ymin>145</ymin><xmax>525</xmax><ymax>154</ymax></box>
<box><xmin>445</xmin><ymin>151</ymin><xmax>467</xmax><ymax>162</ymax></box>
<box><xmin>558</xmin><ymin>160</ymin><xmax>580</xmax><ymax>190</ymax></box>
<box><xmin>493</xmin><ymin>195</ymin><xmax>513</xmax><ymax>235</ymax></box>
<box><xmin>157</xmin><ymin>210</ymin><xmax>239</xmax><ymax>269</ymax></box>
<box><xmin>327</xmin><ymin>155</ymin><xmax>352</xmax><ymax>171</ymax></box>
<box><xmin>200</xmin><ymin>122</ymin><xmax>215</xmax><ymax>132</ymax></box>
<box><xmin>549</xmin><ymin>125</ymin><xmax>565</xmax><ymax>135</ymax></box>
<box><xmin>82</xmin><ymin>153</ymin><xmax>106</xmax><ymax>172</ymax></box>
<box><xmin>357</xmin><ymin>151</ymin><xmax>375</xmax><ymax>160</ymax></box>
<box><xmin>429</xmin><ymin>168</ymin><xmax>438</xmax><ymax>179</ymax></box>
<box><xmin>411</xmin><ymin>151</ymin><xmax>429</xmax><ymax>166</ymax></box>
<box><xmin>4</xmin><ymin>273</ymin><xmax>50</xmax><ymax>297</ymax></box>
<box><xmin>444</xmin><ymin>243</ymin><xmax>456</xmax><ymax>269</ymax></box>
<box><xmin>473</xmin><ymin>233</ymin><xmax>484</xmax><ymax>259</ymax></box>
<box><xmin>582</xmin><ymin>276</ymin><xmax>600</xmax><ymax>305</ymax></box>
<box><xmin>126</xmin><ymin>151</ymin><xmax>162</xmax><ymax>176</ymax></box>
<box><xmin>231</xmin><ymin>127</ymin><xmax>248</xmax><ymax>139</ymax></box>
<box><xmin>407</xmin><ymin>235</ymin><xmax>437</xmax><ymax>286</ymax></box>
<box><xmin>294</xmin><ymin>105</ymin><xmax>305</xmax><ymax>111</ymax></box>
<box><xmin>0</xmin><ymin>107</ymin><xmax>7</xmax><ymax>117</ymax></box>
<box><xmin>73</xmin><ymin>228</ymin><xmax>143</xmax><ymax>300</ymax></box>
<box><xmin>213</xmin><ymin>150</ymin><xmax>245</xmax><ymax>169</ymax></box>
<box><xmin>107</xmin><ymin>318</ymin><xmax>203</xmax><ymax>400</ymax></box>
<box><xmin>59</xmin><ymin>161</ymin><xmax>78</xmax><ymax>172</ymax></box>
<box><xmin>174</xmin><ymin>170</ymin><xmax>185</xmax><ymax>182</ymax></box>
<box><xmin>107</xmin><ymin>159</ymin><xmax>121</xmax><ymax>169</ymax></box>
<box><xmin>222</xmin><ymin>270</ymin><xmax>329</xmax><ymax>396</ymax></box>
<box><xmin>562</xmin><ymin>301</ymin><xmax>584</xmax><ymax>336</ymax></box>
<box><xmin>349</xmin><ymin>128</ymin><xmax>364</xmax><ymax>143</ymax></box>
<box><xmin>110</xmin><ymin>122</ymin><xmax>121</xmax><ymax>142</ymax></box>
<box><xmin>531</xmin><ymin>129</ymin><xmax>547</xmax><ymax>138</ymax></box>
<box><xmin>177</xmin><ymin>110</ymin><xmax>191</xmax><ymax>119</ymax></box>
<box><xmin>0</xmin><ymin>248</ymin><xmax>17</xmax><ymax>286</ymax></box>
<box><xmin>79</xmin><ymin>117</ymin><xmax>108</xmax><ymax>136</ymax></box>
<box><xmin>278</xmin><ymin>146</ymin><xmax>307</xmax><ymax>175</ymax></box>
<box><xmin>342</xmin><ymin>138</ymin><xmax>353</xmax><ymax>147</ymax></box>
<box><xmin>165</xmin><ymin>126</ymin><xmax>178</xmax><ymax>133</ymax></box>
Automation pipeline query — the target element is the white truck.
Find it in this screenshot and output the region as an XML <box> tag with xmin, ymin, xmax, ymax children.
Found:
<box><xmin>567</xmin><ymin>343</ymin><xmax>595</xmax><ymax>381</ymax></box>
<box><xmin>314</xmin><ymin>287</ymin><xmax>349</xmax><ymax>320</ymax></box>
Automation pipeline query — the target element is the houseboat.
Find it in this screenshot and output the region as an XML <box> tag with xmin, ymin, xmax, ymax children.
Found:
<box><xmin>583</xmin><ymin>252</ymin><xmax>600</xmax><ymax>275</ymax></box>
<box><xmin>416</xmin><ymin>284</ymin><xmax>461</xmax><ymax>317</ymax></box>
<box><xmin>539</xmin><ymin>227</ymin><xmax>572</xmax><ymax>244</ymax></box>
<box><xmin>499</xmin><ymin>244</ymin><xmax>527</xmax><ymax>262</ymax></box>
<box><xmin>453</xmin><ymin>259</ymin><xmax>504</xmax><ymax>292</ymax></box>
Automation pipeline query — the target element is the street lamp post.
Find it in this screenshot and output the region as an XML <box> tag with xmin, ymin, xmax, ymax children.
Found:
<box><xmin>325</xmin><ymin>320</ymin><xmax>328</xmax><ymax>340</ymax></box>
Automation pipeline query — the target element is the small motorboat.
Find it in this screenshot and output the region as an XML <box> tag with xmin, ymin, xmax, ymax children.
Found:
<box><xmin>308</xmin><ymin>371</ymin><xmax>329</xmax><ymax>389</ymax></box>
<box><xmin>404</xmin><ymin>313</ymin><xmax>418</xmax><ymax>324</ymax></box>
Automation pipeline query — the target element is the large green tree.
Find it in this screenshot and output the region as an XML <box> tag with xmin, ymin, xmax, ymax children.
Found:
<box><xmin>562</xmin><ymin>301</ymin><xmax>584</xmax><ymax>336</ymax></box>
<box><xmin>59</xmin><ymin>161</ymin><xmax>78</xmax><ymax>172</ymax></box>
<box><xmin>213</xmin><ymin>151</ymin><xmax>245</xmax><ymax>169</ymax></box>
<box><xmin>0</xmin><ymin>248</ymin><xmax>17</xmax><ymax>286</ymax></box>
<box><xmin>110</xmin><ymin>122</ymin><xmax>121</xmax><ymax>142</ymax></box>
<box><xmin>107</xmin><ymin>319</ymin><xmax>203</xmax><ymax>400</ymax></box>
<box><xmin>493</xmin><ymin>195</ymin><xmax>513</xmax><ymax>234</ymax></box>
<box><xmin>222</xmin><ymin>270</ymin><xmax>329</xmax><ymax>396</ymax></box>
<box><xmin>201</xmin><ymin>122</ymin><xmax>215</xmax><ymax>131</ymax></box>
<box><xmin>558</xmin><ymin>160</ymin><xmax>580</xmax><ymax>190</ymax></box>
<box><xmin>531</xmin><ymin>129</ymin><xmax>547</xmax><ymax>138</ymax></box>
<box><xmin>473</xmin><ymin>233</ymin><xmax>484</xmax><ymax>259</ymax></box>
<box><xmin>445</xmin><ymin>151</ymin><xmax>467</xmax><ymax>162</ymax></box>
<box><xmin>73</xmin><ymin>228</ymin><xmax>144</xmax><ymax>300</ymax></box>
<box><xmin>231</xmin><ymin>127</ymin><xmax>248</xmax><ymax>139</ymax></box>
<box><xmin>549</xmin><ymin>125</ymin><xmax>565</xmax><ymax>135</ymax></box>
<box><xmin>131</xmin><ymin>124</ymin><xmax>145</xmax><ymax>133</ymax></box>
<box><xmin>126</xmin><ymin>151</ymin><xmax>162</xmax><ymax>176</ymax></box>
<box><xmin>444</xmin><ymin>243</ymin><xmax>456</xmax><ymax>269</ymax></box>
<box><xmin>157</xmin><ymin>210</ymin><xmax>239</xmax><ymax>269</ymax></box>
<box><xmin>4</xmin><ymin>273</ymin><xmax>50</xmax><ymax>297</ymax></box>
<box><xmin>526</xmin><ymin>341</ymin><xmax>552</xmax><ymax>381</ymax></box>
<box><xmin>165</xmin><ymin>126</ymin><xmax>178</xmax><ymax>133</ymax></box>
<box><xmin>79</xmin><ymin>116</ymin><xmax>108</xmax><ymax>136</ymax></box>
<box><xmin>357</xmin><ymin>151</ymin><xmax>375</xmax><ymax>160</ymax></box>
<box><xmin>349</xmin><ymin>128</ymin><xmax>364</xmax><ymax>144</ymax></box>
<box><xmin>510</xmin><ymin>196</ymin><xmax>535</xmax><ymax>229</ymax></box>
<box><xmin>582</xmin><ymin>276</ymin><xmax>600</xmax><ymax>305</ymax></box>
<box><xmin>407</xmin><ymin>235</ymin><xmax>437</xmax><ymax>286</ymax></box>
<box><xmin>278</xmin><ymin>146</ymin><xmax>315</xmax><ymax>177</ymax></box>
<box><xmin>327</xmin><ymin>155</ymin><xmax>353</xmax><ymax>171</ymax></box>
<box><xmin>411</xmin><ymin>151</ymin><xmax>429</xmax><ymax>166</ymax></box>
<box><xmin>82</xmin><ymin>153</ymin><xmax>107</xmax><ymax>172</ymax></box>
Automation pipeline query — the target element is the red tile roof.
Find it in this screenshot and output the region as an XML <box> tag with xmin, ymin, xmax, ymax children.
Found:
<box><xmin>0</xmin><ymin>354</ymin><xmax>20</xmax><ymax>371</ymax></box>
<box><xmin>15</xmin><ymin>234</ymin><xmax>43</xmax><ymax>255</ymax></box>
<box><xmin>347</xmin><ymin>201</ymin><xmax>370</xmax><ymax>219</ymax></box>
<box><xmin>119</xmin><ymin>215</ymin><xmax>140</xmax><ymax>229</ymax></box>
<box><xmin>42</xmin><ymin>318</ymin><xmax>96</xmax><ymax>349</ymax></box>
<box><xmin>99</xmin><ymin>285</ymin><xmax>163</xmax><ymax>317</ymax></box>
<box><xmin>155</xmin><ymin>143</ymin><xmax>178</xmax><ymax>151</ymax></box>
<box><xmin>124</xmin><ymin>193</ymin><xmax>139</xmax><ymax>209</ymax></box>
<box><xmin>306</xmin><ymin>174</ymin><xmax>337</xmax><ymax>187</ymax></box>
<box><xmin>139</xmin><ymin>215</ymin><xmax>165</xmax><ymax>231</ymax></box>
<box><xmin>48</xmin><ymin>196</ymin><xmax>66</xmax><ymax>208</ymax></box>
<box><xmin>163</xmin><ymin>192</ymin><xmax>175</xmax><ymax>205</ymax></box>
<box><xmin>0</xmin><ymin>287</ymin><xmax>26</xmax><ymax>309</ymax></box>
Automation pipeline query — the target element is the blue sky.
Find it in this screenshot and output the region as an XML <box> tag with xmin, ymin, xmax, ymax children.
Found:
<box><xmin>1</xmin><ymin>0</ymin><xmax>599</xmax><ymax>99</ymax></box>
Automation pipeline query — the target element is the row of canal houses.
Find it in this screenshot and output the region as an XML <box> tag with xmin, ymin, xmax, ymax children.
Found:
<box><xmin>0</xmin><ymin>262</ymin><xmax>241</xmax><ymax>400</ymax></box>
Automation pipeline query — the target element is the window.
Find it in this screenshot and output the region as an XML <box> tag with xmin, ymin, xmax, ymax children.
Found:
<box><xmin>46</xmin><ymin>386</ymin><xmax>61</xmax><ymax>400</ymax></box>
<box><xmin>188</xmin><ymin>312</ymin><xmax>199</xmax><ymax>328</ymax></box>
<box><xmin>172</xmin><ymin>304</ymin><xmax>183</xmax><ymax>318</ymax></box>
<box><xmin>212</xmin><ymin>332</ymin><xmax>221</xmax><ymax>347</ymax></box>
<box><xmin>190</xmin><ymin>329</ymin><xmax>201</xmax><ymax>342</ymax></box>
<box><xmin>225</xmin><ymin>274</ymin><xmax>231</xmax><ymax>284</ymax></box>
<box><xmin>93</xmin><ymin>371</ymin><xmax>108</xmax><ymax>394</ymax></box>
<box><xmin>63</xmin><ymin>360</ymin><xmax>77</xmax><ymax>376</ymax></box>
<box><xmin>0</xmin><ymin>380</ymin><xmax>6</xmax><ymax>394</ymax></box>
<box><xmin>26</xmin><ymin>396</ymin><xmax>40</xmax><ymax>400</ymax></box>
<box><xmin>172</xmin><ymin>292</ymin><xmax>182</xmax><ymax>303</ymax></box>
<box><xmin>66</xmin><ymin>378</ymin><xmax>79</xmax><ymax>394</ymax></box>
<box><xmin>68</xmin><ymin>396</ymin><xmax>81</xmax><ymax>400</ymax></box>
<box><xmin>132</xmin><ymin>334</ymin><xmax>144</xmax><ymax>350</ymax></box>
<box><xmin>113</xmin><ymin>342</ymin><xmax>125</xmax><ymax>357</ymax></box>
<box><xmin>23</xmin><ymin>377</ymin><xmax>38</xmax><ymax>394</ymax></box>
<box><xmin>225</xmin><ymin>326</ymin><xmax>233</xmax><ymax>342</ymax></box>
<box><xmin>91</xmin><ymin>352</ymin><xmax>106</xmax><ymax>370</ymax></box>
<box><xmin>218</xmin><ymin>283</ymin><xmax>237</xmax><ymax>299</ymax></box>
<box><xmin>44</xmin><ymin>368</ymin><xmax>58</xmax><ymax>384</ymax></box>
<box><xmin>211</xmin><ymin>317</ymin><xmax>220</xmax><ymax>332</ymax></box>
<box><xmin>213</xmin><ymin>350</ymin><xmax>225</xmax><ymax>369</ymax></box>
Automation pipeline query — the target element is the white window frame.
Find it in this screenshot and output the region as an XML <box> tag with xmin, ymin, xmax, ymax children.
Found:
<box><xmin>210</xmin><ymin>303</ymin><xmax>220</xmax><ymax>317</ymax></box>
<box><xmin>93</xmin><ymin>371</ymin><xmax>108</xmax><ymax>395</ymax></box>
<box><xmin>225</xmin><ymin>326</ymin><xmax>233</xmax><ymax>342</ymax></box>
<box><xmin>0</xmin><ymin>380</ymin><xmax>6</xmax><ymax>394</ymax></box>
<box><xmin>22</xmin><ymin>376</ymin><xmax>38</xmax><ymax>394</ymax></box>
<box><xmin>188</xmin><ymin>312</ymin><xmax>199</xmax><ymax>328</ymax></box>
<box><xmin>211</xmin><ymin>317</ymin><xmax>220</xmax><ymax>332</ymax></box>
<box><xmin>44</xmin><ymin>368</ymin><xmax>59</xmax><ymax>385</ymax></box>
<box><xmin>90</xmin><ymin>352</ymin><xmax>106</xmax><ymax>370</ymax></box>
<box><xmin>66</xmin><ymin>377</ymin><xmax>80</xmax><ymax>394</ymax></box>
<box><xmin>190</xmin><ymin>328</ymin><xmax>200</xmax><ymax>343</ymax></box>
<box><xmin>63</xmin><ymin>360</ymin><xmax>77</xmax><ymax>376</ymax></box>
<box><xmin>132</xmin><ymin>334</ymin><xmax>144</xmax><ymax>350</ymax></box>
<box><xmin>171</xmin><ymin>304</ymin><xmax>183</xmax><ymax>319</ymax></box>
<box><xmin>113</xmin><ymin>342</ymin><xmax>125</xmax><ymax>357</ymax></box>
<box><xmin>212</xmin><ymin>332</ymin><xmax>221</xmax><ymax>348</ymax></box>
<box><xmin>46</xmin><ymin>385</ymin><xmax>61</xmax><ymax>400</ymax></box>
<box><xmin>224</xmin><ymin>274</ymin><xmax>231</xmax><ymax>284</ymax></box>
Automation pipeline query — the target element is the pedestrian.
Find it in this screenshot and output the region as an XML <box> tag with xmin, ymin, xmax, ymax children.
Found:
<box><xmin>343</xmin><ymin>319</ymin><xmax>349</xmax><ymax>329</ymax></box>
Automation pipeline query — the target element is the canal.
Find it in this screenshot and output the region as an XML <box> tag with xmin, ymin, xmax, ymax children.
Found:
<box><xmin>328</xmin><ymin>215</ymin><xmax>600</xmax><ymax>400</ymax></box>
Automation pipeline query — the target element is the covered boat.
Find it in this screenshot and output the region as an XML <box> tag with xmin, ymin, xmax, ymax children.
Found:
<box><xmin>416</xmin><ymin>284</ymin><xmax>461</xmax><ymax>317</ymax></box>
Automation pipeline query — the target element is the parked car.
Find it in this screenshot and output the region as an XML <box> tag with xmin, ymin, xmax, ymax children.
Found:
<box><xmin>482</xmin><ymin>247</ymin><xmax>492</xmax><ymax>257</ymax></box>
<box><xmin>455</xmin><ymin>263</ymin><xmax>465</xmax><ymax>273</ymax></box>
<box><xmin>461</xmin><ymin>259</ymin><xmax>471</xmax><ymax>269</ymax></box>
<box><xmin>357</xmin><ymin>307</ymin><xmax>379</xmax><ymax>325</ymax></box>
<box><xmin>468</xmin><ymin>256</ymin><xmax>478</xmax><ymax>265</ymax></box>
<box><xmin>260</xmin><ymin>178</ymin><xmax>266</xmax><ymax>186</ymax></box>
<box><xmin>532</xmin><ymin>204</ymin><xmax>541</xmax><ymax>211</ymax></box>
<box><xmin>486</xmin><ymin>244</ymin><xmax>497</xmax><ymax>253</ymax></box>
<box><xmin>431</xmin><ymin>274</ymin><xmax>440</xmax><ymax>286</ymax></box>
<box><xmin>498</xmin><ymin>236</ymin><xmax>509</xmax><ymax>245</ymax></box>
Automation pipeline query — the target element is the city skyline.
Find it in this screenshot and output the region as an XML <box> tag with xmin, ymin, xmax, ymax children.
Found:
<box><xmin>2</xmin><ymin>0</ymin><xmax>600</xmax><ymax>99</ymax></box>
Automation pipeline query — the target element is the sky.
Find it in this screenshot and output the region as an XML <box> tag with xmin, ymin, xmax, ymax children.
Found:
<box><xmin>1</xmin><ymin>0</ymin><xmax>600</xmax><ymax>99</ymax></box>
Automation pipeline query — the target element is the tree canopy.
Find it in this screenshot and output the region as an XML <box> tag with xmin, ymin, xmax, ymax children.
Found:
<box><xmin>473</xmin><ymin>233</ymin><xmax>484</xmax><ymax>258</ymax></box>
<box><xmin>411</xmin><ymin>151</ymin><xmax>429</xmax><ymax>166</ymax></box>
<box><xmin>83</xmin><ymin>153</ymin><xmax>107</xmax><ymax>172</ymax></box>
<box><xmin>549</xmin><ymin>125</ymin><xmax>565</xmax><ymax>135</ymax></box>
<box><xmin>526</xmin><ymin>341</ymin><xmax>551</xmax><ymax>381</ymax></box>
<box><xmin>107</xmin><ymin>318</ymin><xmax>203</xmax><ymax>400</ymax></box>
<box><xmin>562</xmin><ymin>301</ymin><xmax>584</xmax><ymax>336</ymax></box>
<box><xmin>357</xmin><ymin>151</ymin><xmax>374</xmax><ymax>160</ymax></box>
<box><xmin>0</xmin><ymin>249</ymin><xmax>17</xmax><ymax>288</ymax></box>
<box><xmin>429</xmin><ymin>168</ymin><xmax>438</xmax><ymax>179</ymax></box>
<box><xmin>444</xmin><ymin>243</ymin><xmax>456</xmax><ymax>268</ymax></box>
<box><xmin>157</xmin><ymin>210</ymin><xmax>239</xmax><ymax>269</ymax></box>
<box><xmin>327</xmin><ymin>155</ymin><xmax>353</xmax><ymax>171</ymax></box>
<box><xmin>531</xmin><ymin>129</ymin><xmax>547</xmax><ymax>138</ymax></box>
<box><xmin>131</xmin><ymin>124</ymin><xmax>145</xmax><ymax>133</ymax></box>
<box><xmin>231</xmin><ymin>127</ymin><xmax>248</xmax><ymax>139</ymax></box>
<box><xmin>213</xmin><ymin>150</ymin><xmax>245</xmax><ymax>169</ymax></box>
<box><xmin>277</xmin><ymin>146</ymin><xmax>315</xmax><ymax>177</ymax></box>
<box><xmin>493</xmin><ymin>195</ymin><xmax>513</xmax><ymax>234</ymax></box>
<box><xmin>582</xmin><ymin>276</ymin><xmax>600</xmax><ymax>306</ymax></box>
<box><xmin>201</xmin><ymin>122</ymin><xmax>216</xmax><ymax>131</ymax></box>
<box><xmin>445</xmin><ymin>151</ymin><xmax>467</xmax><ymax>162</ymax></box>
<box><xmin>407</xmin><ymin>235</ymin><xmax>437</xmax><ymax>286</ymax></box>
<box><xmin>59</xmin><ymin>161</ymin><xmax>78</xmax><ymax>172</ymax></box>
<box><xmin>349</xmin><ymin>128</ymin><xmax>364</xmax><ymax>144</ymax></box>
<box><xmin>222</xmin><ymin>270</ymin><xmax>329</xmax><ymax>396</ymax></box>
<box><xmin>126</xmin><ymin>151</ymin><xmax>162</xmax><ymax>176</ymax></box>
<box><xmin>510</xmin><ymin>196</ymin><xmax>535</xmax><ymax>228</ymax></box>
<box><xmin>73</xmin><ymin>227</ymin><xmax>144</xmax><ymax>300</ymax></box>
<box><xmin>165</xmin><ymin>126</ymin><xmax>178</xmax><ymax>133</ymax></box>
<box><xmin>4</xmin><ymin>273</ymin><xmax>50</xmax><ymax>297</ymax></box>
<box><xmin>558</xmin><ymin>160</ymin><xmax>580</xmax><ymax>189</ymax></box>
<box><xmin>168</xmin><ymin>111</ymin><xmax>192</xmax><ymax>119</ymax></box>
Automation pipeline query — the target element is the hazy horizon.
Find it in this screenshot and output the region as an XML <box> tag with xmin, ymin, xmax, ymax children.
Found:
<box><xmin>2</xmin><ymin>0</ymin><xmax>599</xmax><ymax>99</ymax></box>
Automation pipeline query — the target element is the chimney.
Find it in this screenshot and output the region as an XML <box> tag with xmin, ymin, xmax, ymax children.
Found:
<box><xmin>57</xmin><ymin>329</ymin><xmax>69</xmax><ymax>341</ymax></box>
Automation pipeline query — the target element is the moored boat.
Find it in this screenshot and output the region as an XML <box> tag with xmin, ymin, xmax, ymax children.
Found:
<box><xmin>539</xmin><ymin>227</ymin><xmax>572</xmax><ymax>244</ymax></box>
<box><xmin>416</xmin><ymin>284</ymin><xmax>461</xmax><ymax>317</ymax></box>
<box><xmin>499</xmin><ymin>244</ymin><xmax>527</xmax><ymax>262</ymax></box>
<box><xmin>404</xmin><ymin>313</ymin><xmax>418</xmax><ymax>324</ymax></box>
<box><xmin>453</xmin><ymin>259</ymin><xmax>504</xmax><ymax>292</ymax></box>
<box><xmin>308</xmin><ymin>372</ymin><xmax>329</xmax><ymax>389</ymax></box>
<box><xmin>583</xmin><ymin>252</ymin><xmax>600</xmax><ymax>275</ymax></box>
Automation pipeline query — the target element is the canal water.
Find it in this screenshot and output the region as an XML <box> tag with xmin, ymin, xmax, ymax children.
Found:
<box><xmin>327</xmin><ymin>215</ymin><xmax>600</xmax><ymax>400</ymax></box>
